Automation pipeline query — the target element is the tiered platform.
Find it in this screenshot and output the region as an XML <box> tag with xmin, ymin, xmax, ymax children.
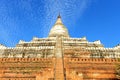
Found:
<box><xmin>0</xmin><ymin>58</ymin><xmax>55</xmax><ymax>80</ymax></box>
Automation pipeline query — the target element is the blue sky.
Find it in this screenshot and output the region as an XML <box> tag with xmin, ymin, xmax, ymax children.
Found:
<box><xmin>0</xmin><ymin>0</ymin><xmax>120</xmax><ymax>47</ymax></box>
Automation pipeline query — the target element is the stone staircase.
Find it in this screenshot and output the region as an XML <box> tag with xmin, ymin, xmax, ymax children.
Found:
<box><xmin>54</xmin><ymin>58</ymin><xmax>65</xmax><ymax>80</ymax></box>
<box><xmin>54</xmin><ymin>37</ymin><xmax>65</xmax><ymax>80</ymax></box>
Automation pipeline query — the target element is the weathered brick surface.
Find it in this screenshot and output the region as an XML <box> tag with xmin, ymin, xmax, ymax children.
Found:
<box><xmin>0</xmin><ymin>58</ymin><xmax>55</xmax><ymax>80</ymax></box>
<box><xmin>0</xmin><ymin>58</ymin><xmax>119</xmax><ymax>80</ymax></box>
<box><xmin>64</xmin><ymin>58</ymin><xmax>119</xmax><ymax>80</ymax></box>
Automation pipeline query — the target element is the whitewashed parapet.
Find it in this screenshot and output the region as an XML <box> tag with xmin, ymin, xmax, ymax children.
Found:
<box><xmin>94</xmin><ymin>40</ymin><xmax>101</xmax><ymax>44</ymax></box>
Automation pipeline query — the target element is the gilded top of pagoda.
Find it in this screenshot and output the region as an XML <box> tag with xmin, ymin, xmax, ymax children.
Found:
<box><xmin>48</xmin><ymin>15</ymin><xmax>70</xmax><ymax>37</ymax></box>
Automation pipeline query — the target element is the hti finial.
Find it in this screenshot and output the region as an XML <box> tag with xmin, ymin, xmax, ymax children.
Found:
<box><xmin>57</xmin><ymin>13</ymin><xmax>61</xmax><ymax>18</ymax></box>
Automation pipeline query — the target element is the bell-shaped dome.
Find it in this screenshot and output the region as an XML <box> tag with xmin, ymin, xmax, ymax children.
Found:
<box><xmin>48</xmin><ymin>15</ymin><xmax>70</xmax><ymax>37</ymax></box>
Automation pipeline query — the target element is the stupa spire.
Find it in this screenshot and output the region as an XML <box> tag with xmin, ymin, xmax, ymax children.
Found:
<box><xmin>48</xmin><ymin>14</ymin><xmax>70</xmax><ymax>37</ymax></box>
<box><xmin>55</xmin><ymin>13</ymin><xmax>63</xmax><ymax>25</ymax></box>
<box><xmin>57</xmin><ymin>13</ymin><xmax>61</xmax><ymax>18</ymax></box>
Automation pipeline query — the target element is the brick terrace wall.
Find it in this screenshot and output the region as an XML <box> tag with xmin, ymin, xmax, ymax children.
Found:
<box><xmin>64</xmin><ymin>58</ymin><xmax>120</xmax><ymax>80</ymax></box>
<box><xmin>0</xmin><ymin>58</ymin><xmax>119</xmax><ymax>80</ymax></box>
<box><xmin>0</xmin><ymin>58</ymin><xmax>55</xmax><ymax>80</ymax></box>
